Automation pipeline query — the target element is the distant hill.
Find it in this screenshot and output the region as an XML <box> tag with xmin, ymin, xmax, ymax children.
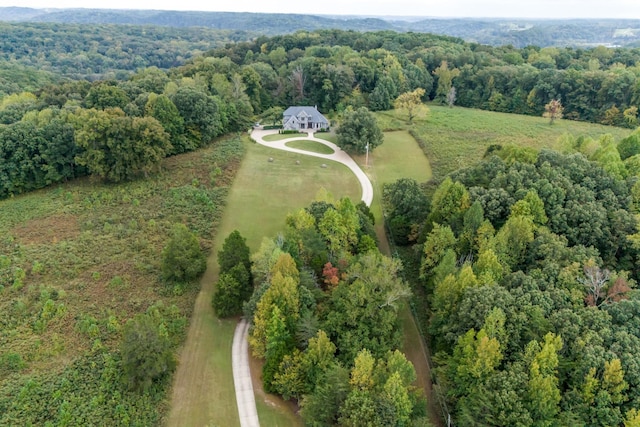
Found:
<box><xmin>1</xmin><ymin>7</ymin><xmax>640</xmax><ymax>47</ymax></box>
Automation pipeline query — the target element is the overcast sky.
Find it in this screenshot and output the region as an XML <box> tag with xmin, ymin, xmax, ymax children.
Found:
<box><xmin>1</xmin><ymin>0</ymin><xmax>639</xmax><ymax>19</ymax></box>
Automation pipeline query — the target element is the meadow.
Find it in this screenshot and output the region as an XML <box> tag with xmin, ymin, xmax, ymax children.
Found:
<box><xmin>376</xmin><ymin>104</ymin><xmax>632</xmax><ymax>179</ymax></box>
<box><xmin>0</xmin><ymin>135</ymin><xmax>244</xmax><ymax>424</ymax></box>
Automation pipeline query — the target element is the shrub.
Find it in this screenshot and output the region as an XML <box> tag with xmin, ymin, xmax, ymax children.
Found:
<box><xmin>121</xmin><ymin>314</ymin><xmax>175</xmax><ymax>392</ymax></box>
<box><xmin>161</xmin><ymin>223</ymin><xmax>206</xmax><ymax>283</ymax></box>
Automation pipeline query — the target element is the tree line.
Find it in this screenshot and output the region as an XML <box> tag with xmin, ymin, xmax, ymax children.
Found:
<box><xmin>208</xmin><ymin>29</ymin><xmax>640</xmax><ymax>127</ymax></box>
<box><xmin>4</xmin><ymin>28</ymin><xmax>640</xmax><ymax>199</ymax></box>
<box><xmin>0</xmin><ymin>65</ymin><xmax>254</xmax><ymax>199</ymax></box>
<box><xmin>5</xmin><ymin>9</ymin><xmax>640</xmax><ymax>48</ymax></box>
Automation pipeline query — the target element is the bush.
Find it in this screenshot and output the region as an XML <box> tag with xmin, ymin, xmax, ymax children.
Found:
<box><xmin>120</xmin><ymin>314</ymin><xmax>175</xmax><ymax>392</ymax></box>
<box><xmin>161</xmin><ymin>223</ymin><xmax>206</xmax><ymax>283</ymax></box>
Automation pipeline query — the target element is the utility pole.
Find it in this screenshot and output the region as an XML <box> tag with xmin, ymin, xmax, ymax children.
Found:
<box><xmin>365</xmin><ymin>142</ymin><xmax>369</xmax><ymax>167</ymax></box>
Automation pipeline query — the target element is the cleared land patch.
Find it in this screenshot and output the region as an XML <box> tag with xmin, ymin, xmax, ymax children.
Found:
<box><xmin>218</xmin><ymin>138</ymin><xmax>361</xmax><ymax>251</ymax></box>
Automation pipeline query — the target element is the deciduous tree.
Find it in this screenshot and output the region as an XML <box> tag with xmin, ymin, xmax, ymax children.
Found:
<box><xmin>161</xmin><ymin>223</ymin><xmax>206</xmax><ymax>284</ymax></box>
<box><xmin>394</xmin><ymin>88</ymin><xmax>426</xmax><ymax>123</ymax></box>
<box><xmin>336</xmin><ymin>107</ymin><xmax>383</xmax><ymax>155</ymax></box>
<box><xmin>120</xmin><ymin>314</ymin><xmax>175</xmax><ymax>392</ymax></box>
<box><xmin>543</xmin><ymin>99</ymin><xmax>563</xmax><ymax>124</ymax></box>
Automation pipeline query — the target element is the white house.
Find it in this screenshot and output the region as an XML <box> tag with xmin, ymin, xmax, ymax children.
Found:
<box><xmin>282</xmin><ymin>106</ymin><xmax>330</xmax><ymax>131</ymax></box>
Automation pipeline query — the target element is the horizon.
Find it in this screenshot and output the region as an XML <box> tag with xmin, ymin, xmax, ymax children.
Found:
<box><xmin>1</xmin><ymin>1</ymin><xmax>640</xmax><ymax>20</ymax></box>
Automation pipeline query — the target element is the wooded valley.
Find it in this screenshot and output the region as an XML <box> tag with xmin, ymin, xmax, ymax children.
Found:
<box><xmin>2</xmin><ymin>15</ymin><xmax>640</xmax><ymax>426</ymax></box>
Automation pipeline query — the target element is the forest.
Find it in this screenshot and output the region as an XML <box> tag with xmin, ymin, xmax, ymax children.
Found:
<box><xmin>0</xmin><ymin>22</ymin><xmax>250</xmax><ymax>80</ymax></box>
<box><xmin>3</xmin><ymin>7</ymin><xmax>640</xmax><ymax>47</ymax></box>
<box><xmin>381</xmin><ymin>140</ymin><xmax>640</xmax><ymax>425</ymax></box>
<box><xmin>2</xmin><ymin>19</ymin><xmax>640</xmax><ymax>426</ymax></box>
<box><xmin>3</xmin><ymin>28</ymin><xmax>640</xmax><ymax>200</ymax></box>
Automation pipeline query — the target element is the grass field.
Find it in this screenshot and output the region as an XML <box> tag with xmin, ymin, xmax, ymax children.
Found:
<box><xmin>262</xmin><ymin>132</ymin><xmax>305</xmax><ymax>142</ymax></box>
<box><xmin>166</xmin><ymin>256</ymin><xmax>239</xmax><ymax>427</ymax></box>
<box><xmin>0</xmin><ymin>136</ymin><xmax>244</xmax><ymax>425</ymax></box>
<box><xmin>376</xmin><ymin>104</ymin><xmax>633</xmax><ymax>179</ymax></box>
<box><xmin>351</xmin><ymin>130</ymin><xmax>433</xmax><ymax>241</ymax></box>
<box><xmin>218</xmin><ymin>138</ymin><xmax>361</xmax><ymax>251</ymax></box>
<box><xmin>285</xmin><ymin>139</ymin><xmax>335</xmax><ymax>154</ymax></box>
<box><xmin>314</xmin><ymin>132</ymin><xmax>338</xmax><ymax>144</ymax></box>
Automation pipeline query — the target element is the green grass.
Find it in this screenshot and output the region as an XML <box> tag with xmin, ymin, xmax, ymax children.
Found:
<box><xmin>314</xmin><ymin>132</ymin><xmax>338</xmax><ymax>144</ymax></box>
<box><xmin>365</xmin><ymin>130</ymin><xmax>432</xmax><ymax>184</ymax></box>
<box><xmin>218</xmin><ymin>138</ymin><xmax>361</xmax><ymax>251</ymax></box>
<box><xmin>376</xmin><ymin>104</ymin><xmax>633</xmax><ymax>179</ymax></box>
<box><xmin>0</xmin><ymin>136</ymin><xmax>244</xmax><ymax>425</ymax></box>
<box><xmin>285</xmin><ymin>139</ymin><xmax>335</xmax><ymax>154</ymax></box>
<box><xmin>352</xmin><ymin>130</ymin><xmax>433</xmax><ymax>241</ymax></box>
<box><xmin>262</xmin><ymin>133</ymin><xmax>305</xmax><ymax>142</ymax></box>
<box><xmin>166</xmin><ymin>250</ymin><xmax>240</xmax><ymax>427</ymax></box>
<box><xmin>256</xmin><ymin>398</ymin><xmax>303</xmax><ymax>427</ymax></box>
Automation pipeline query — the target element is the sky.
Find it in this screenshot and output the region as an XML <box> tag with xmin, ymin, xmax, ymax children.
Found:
<box><xmin>1</xmin><ymin>0</ymin><xmax>640</xmax><ymax>19</ymax></box>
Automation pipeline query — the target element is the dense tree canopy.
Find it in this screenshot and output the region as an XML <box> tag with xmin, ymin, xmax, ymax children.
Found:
<box><xmin>399</xmin><ymin>149</ymin><xmax>640</xmax><ymax>426</ymax></box>
<box><xmin>4</xmin><ymin>28</ymin><xmax>640</xmax><ymax>200</ymax></box>
<box><xmin>243</xmin><ymin>197</ymin><xmax>425</xmax><ymax>424</ymax></box>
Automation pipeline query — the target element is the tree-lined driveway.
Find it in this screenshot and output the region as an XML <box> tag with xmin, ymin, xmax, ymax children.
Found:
<box><xmin>229</xmin><ymin>129</ymin><xmax>374</xmax><ymax>427</ymax></box>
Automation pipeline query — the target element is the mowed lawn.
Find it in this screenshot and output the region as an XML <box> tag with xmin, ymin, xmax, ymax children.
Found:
<box><xmin>218</xmin><ymin>138</ymin><xmax>361</xmax><ymax>251</ymax></box>
<box><xmin>262</xmin><ymin>132</ymin><xmax>305</xmax><ymax>142</ymax></box>
<box><xmin>377</xmin><ymin>104</ymin><xmax>633</xmax><ymax>179</ymax></box>
<box><xmin>285</xmin><ymin>139</ymin><xmax>335</xmax><ymax>154</ymax></box>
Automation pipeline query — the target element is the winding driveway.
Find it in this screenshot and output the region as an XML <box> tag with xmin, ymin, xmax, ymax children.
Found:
<box><xmin>231</xmin><ymin>129</ymin><xmax>374</xmax><ymax>427</ymax></box>
<box><xmin>251</xmin><ymin>129</ymin><xmax>373</xmax><ymax>207</ymax></box>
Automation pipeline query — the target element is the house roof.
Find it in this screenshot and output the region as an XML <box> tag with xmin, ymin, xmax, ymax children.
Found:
<box><xmin>283</xmin><ymin>106</ymin><xmax>329</xmax><ymax>124</ymax></box>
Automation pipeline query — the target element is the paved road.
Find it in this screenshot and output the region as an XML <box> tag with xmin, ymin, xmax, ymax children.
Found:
<box><xmin>232</xmin><ymin>318</ymin><xmax>260</xmax><ymax>427</ymax></box>
<box><xmin>251</xmin><ymin>129</ymin><xmax>373</xmax><ymax>207</ymax></box>
<box><xmin>231</xmin><ymin>129</ymin><xmax>374</xmax><ymax>427</ymax></box>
